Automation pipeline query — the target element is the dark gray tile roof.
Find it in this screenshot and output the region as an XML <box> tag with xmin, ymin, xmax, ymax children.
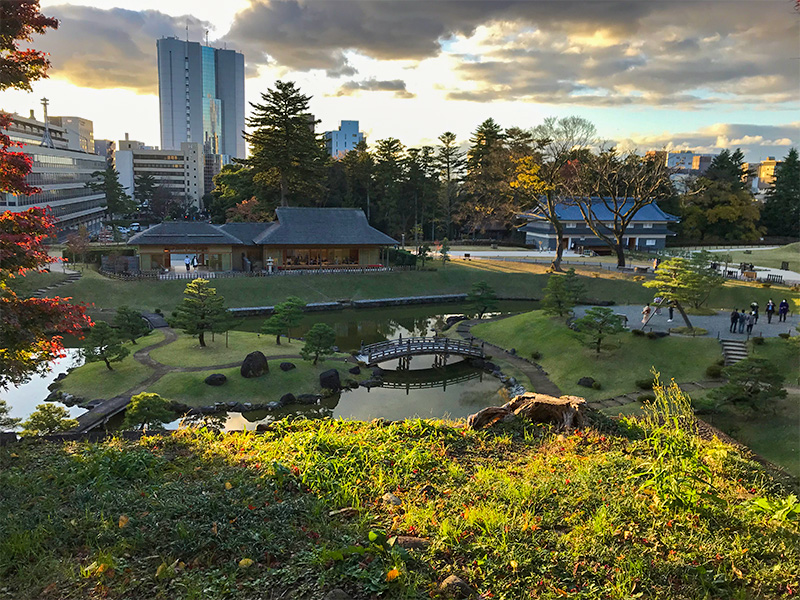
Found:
<box><xmin>218</xmin><ymin>222</ymin><xmax>273</xmax><ymax>245</ymax></box>
<box><xmin>128</xmin><ymin>221</ymin><xmax>245</xmax><ymax>246</ymax></box>
<box><xmin>254</xmin><ymin>207</ymin><xmax>398</xmax><ymax>246</ymax></box>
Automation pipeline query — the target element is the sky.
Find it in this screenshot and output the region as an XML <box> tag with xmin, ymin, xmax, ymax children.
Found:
<box><xmin>2</xmin><ymin>0</ymin><xmax>798</xmax><ymax>162</ymax></box>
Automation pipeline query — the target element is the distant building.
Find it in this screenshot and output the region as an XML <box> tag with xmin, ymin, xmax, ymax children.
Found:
<box><xmin>115</xmin><ymin>137</ymin><xmax>204</xmax><ymax>209</ymax></box>
<box><xmin>0</xmin><ymin>111</ymin><xmax>106</xmax><ymax>236</ymax></box>
<box><xmin>691</xmin><ymin>154</ymin><xmax>715</xmax><ymax>174</ymax></box>
<box><xmin>744</xmin><ymin>156</ymin><xmax>782</xmax><ymax>196</ymax></box>
<box><xmin>665</xmin><ymin>151</ymin><xmax>695</xmax><ymax>171</ymax></box>
<box><xmin>519</xmin><ymin>200</ymin><xmax>679</xmax><ymax>252</ymax></box>
<box><xmin>204</xmin><ymin>153</ymin><xmax>232</xmax><ymax>197</ymax></box>
<box><xmin>94</xmin><ymin>139</ymin><xmax>115</xmax><ymax>168</ymax></box>
<box><xmin>324</xmin><ymin>120</ymin><xmax>365</xmax><ymax>157</ymax></box>
<box><xmin>157</xmin><ymin>37</ymin><xmax>245</xmax><ymax>159</ymax></box>
<box><xmin>50</xmin><ymin>116</ymin><xmax>94</xmax><ymax>153</ymax></box>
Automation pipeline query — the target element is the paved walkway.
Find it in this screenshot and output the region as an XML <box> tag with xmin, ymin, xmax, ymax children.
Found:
<box><xmin>575</xmin><ymin>304</ymin><xmax>799</xmax><ymax>339</ymax></box>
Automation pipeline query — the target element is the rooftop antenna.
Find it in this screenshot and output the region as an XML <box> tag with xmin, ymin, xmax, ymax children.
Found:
<box><xmin>40</xmin><ymin>97</ymin><xmax>54</xmax><ymax>148</ymax></box>
<box><xmin>204</xmin><ymin>29</ymin><xmax>209</xmax><ymax>46</ymax></box>
<box><xmin>185</xmin><ymin>20</ymin><xmax>189</xmax><ymax>42</ymax></box>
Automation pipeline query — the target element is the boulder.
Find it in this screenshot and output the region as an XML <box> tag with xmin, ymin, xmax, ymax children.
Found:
<box><xmin>266</xmin><ymin>401</ymin><xmax>282</xmax><ymax>410</ymax></box>
<box><xmin>439</xmin><ymin>575</ymin><xmax>476</xmax><ymax>598</ymax></box>
<box><xmin>348</xmin><ymin>365</ymin><xmax>361</xmax><ymax>375</ymax></box>
<box><xmin>320</xmin><ymin>369</ymin><xmax>341</xmax><ymax>390</ymax></box>
<box><xmin>279</xmin><ymin>362</ymin><xmax>296</xmax><ymax>372</ymax></box>
<box><xmin>577</xmin><ymin>376</ymin><xmax>596</xmax><ymax>388</ymax></box>
<box><xmin>241</xmin><ymin>351</ymin><xmax>268</xmax><ymax>378</ymax></box>
<box><xmin>204</xmin><ymin>373</ymin><xmax>227</xmax><ymax>386</ymax></box>
<box><xmin>345</xmin><ymin>379</ymin><xmax>359</xmax><ymax>389</ymax></box>
<box><xmin>296</xmin><ymin>394</ymin><xmax>318</xmax><ymax>405</ymax></box>
<box><xmin>382</xmin><ymin>492</ymin><xmax>402</xmax><ymax>505</ymax></box>
<box><xmin>323</xmin><ymin>590</ymin><xmax>353</xmax><ymax>600</ymax></box>
<box><xmin>482</xmin><ymin>361</ymin><xmax>497</xmax><ymax>372</ymax></box>
<box><xmin>372</xmin><ymin>367</ymin><xmax>386</xmax><ymax>377</ymax></box>
<box><xmin>360</xmin><ymin>379</ymin><xmax>382</xmax><ymax>389</ymax></box>
<box><xmin>279</xmin><ymin>393</ymin><xmax>296</xmax><ymax>406</ymax></box>
<box><xmin>396</xmin><ymin>536</ymin><xmax>431</xmax><ymax>551</ymax></box>
<box><xmin>256</xmin><ymin>424</ymin><xmax>271</xmax><ymax>432</ymax></box>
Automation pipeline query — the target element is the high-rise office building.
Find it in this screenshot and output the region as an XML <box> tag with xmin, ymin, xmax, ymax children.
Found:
<box><xmin>157</xmin><ymin>37</ymin><xmax>245</xmax><ymax>159</ymax></box>
<box><xmin>50</xmin><ymin>115</ymin><xmax>94</xmax><ymax>153</ymax></box>
<box><xmin>324</xmin><ymin>120</ymin><xmax>365</xmax><ymax>157</ymax></box>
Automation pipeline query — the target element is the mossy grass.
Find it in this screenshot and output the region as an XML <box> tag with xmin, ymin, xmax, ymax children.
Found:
<box><xmin>49</xmin><ymin>262</ymin><xmax>797</xmax><ymax>316</ymax></box>
<box><xmin>59</xmin><ymin>330</ymin><xmax>164</xmax><ymax>399</ymax></box>
<box><xmin>148</xmin><ymin>330</ymin><xmax>303</xmax><ymax>367</ymax></box>
<box><xmin>669</xmin><ymin>326</ymin><xmax>709</xmax><ymax>336</ymax></box>
<box><xmin>1</xmin><ymin>413</ymin><xmax>797</xmax><ymax>599</ymax></box>
<box><xmin>148</xmin><ymin>360</ymin><xmax>363</xmax><ymax>405</ymax></box>
<box><xmin>747</xmin><ymin>336</ymin><xmax>800</xmax><ymax>385</ymax></box>
<box><xmin>718</xmin><ymin>242</ymin><xmax>799</xmax><ymax>271</ymax></box>
<box><xmin>471</xmin><ymin>310</ymin><xmax>722</xmax><ymax>400</ymax></box>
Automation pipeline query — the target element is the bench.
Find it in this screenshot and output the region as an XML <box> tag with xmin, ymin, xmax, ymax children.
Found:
<box><xmin>742</xmin><ymin>271</ymin><xmax>757</xmax><ymax>281</ymax></box>
<box><xmin>634</xmin><ymin>266</ymin><xmax>649</xmax><ymax>273</ymax></box>
<box><xmin>766</xmin><ymin>274</ymin><xmax>784</xmax><ymax>284</ymax></box>
<box><xmin>616</xmin><ymin>266</ymin><xmax>635</xmax><ymax>273</ymax></box>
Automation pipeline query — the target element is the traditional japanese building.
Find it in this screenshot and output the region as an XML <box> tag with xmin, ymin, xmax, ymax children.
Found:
<box><xmin>520</xmin><ymin>200</ymin><xmax>679</xmax><ymax>253</ymax></box>
<box><xmin>128</xmin><ymin>207</ymin><xmax>397</xmax><ymax>272</ymax></box>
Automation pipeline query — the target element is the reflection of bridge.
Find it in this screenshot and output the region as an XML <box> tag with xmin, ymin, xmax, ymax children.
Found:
<box><xmin>359</xmin><ymin>336</ymin><xmax>484</xmax><ymax>368</ymax></box>
<box><xmin>380</xmin><ymin>368</ymin><xmax>483</xmax><ymax>392</ymax></box>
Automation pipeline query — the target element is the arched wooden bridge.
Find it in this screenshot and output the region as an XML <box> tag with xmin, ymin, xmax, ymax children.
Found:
<box><xmin>358</xmin><ymin>336</ymin><xmax>485</xmax><ymax>368</ymax></box>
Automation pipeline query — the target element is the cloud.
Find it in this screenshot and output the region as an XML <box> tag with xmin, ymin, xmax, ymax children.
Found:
<box><xmin>332</xmin><ymin>79</ymin><xmax>415</xmax><ymax>99</ymax></box>
<box><xmin>35</xmin><ymin>5</ymin><xmax>211</xmax><ymax>93</ymax></box>
<box><xmin>621</xmin><ymin>122</ymin><xmax>799</xmax><ymax>162</ymax></box>
<box><xmin>224</xmin><ymin>0</ymin><xmax>798</xmax><ymax>109</ymax></box>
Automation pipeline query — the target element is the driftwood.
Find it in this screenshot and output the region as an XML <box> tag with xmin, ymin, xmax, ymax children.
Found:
<box><xmin>468</xmin><ymin>392</ymin><xmax>586</xmax><ymax>430</ymax></box>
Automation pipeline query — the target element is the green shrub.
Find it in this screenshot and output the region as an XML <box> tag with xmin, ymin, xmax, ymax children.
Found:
<box><xmin>591</xmin><ymin>381</ymin><xmax>602</xmax><ymax>390</ymax></box>
<box><xmin>779</xmin><ymin>333</ymin><xmax>790</xmax><ymax>339</ymax></box>
<box><xmin>531</xmin><ymin>351</ymin><xmax>542</xmax><ymax>360</ymax></box>
<box><xmin>705</xmin><ymin>364</ymin><xmax>723</xmax><ymax>378</ymax></box>
<box><xmin>631</xmin><ymin>329</ymin><xmax>645</xmax><ymax>336</ymax></box>
<box><xmin>635</xmin><ymin>378</ymin><xmax>655</xmax><ymax>390</ymax></box>
<box><xmin>752</xmin><ymin>336</ymin><xmax>765</xmax><ymax>345</ymax></box>
<box><xmin>637</xmin><ymin>393</ymin><xmax>655</xmax><ymax>403</ymax></box>
<box><xmin>646</xmin><ymin>331</ymin><xmax>658</xmax><ymax>339</ymax></box>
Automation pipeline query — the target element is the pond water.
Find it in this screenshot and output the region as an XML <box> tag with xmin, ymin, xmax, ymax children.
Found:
<box><xmin>3</xmin><ymin>301</ymin><xmax>536</xmax><ymax>428</ymax></box>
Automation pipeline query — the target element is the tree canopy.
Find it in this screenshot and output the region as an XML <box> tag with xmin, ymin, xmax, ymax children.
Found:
<box><xmin>261</xmin><ymin>296</ymin><xmax>305</xmax><ymax>345</ymax></box>
<box><xmin>300</xmin><ymin>323</ymin><xmax>337</xmax><ymax>365</ymax></box>
<box><xmin>761</xmin><ymin>148</ymin><xmax>800</xmax><ymax>238</ymax></box>
<box><xmin>172</xmin><ymin>279</ymin><xmax>228</xmax><ymax>347</ymax></box>
<box><xmin>81</xmin><ymin>321</ymin><xmax>129</xmax><ymax>370</ymax></box>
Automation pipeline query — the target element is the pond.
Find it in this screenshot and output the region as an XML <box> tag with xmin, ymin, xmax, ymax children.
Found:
<box><xmin>3</xmin><ymin>301</ymin><xmax>536</xmax><ymax>429</ymax></box>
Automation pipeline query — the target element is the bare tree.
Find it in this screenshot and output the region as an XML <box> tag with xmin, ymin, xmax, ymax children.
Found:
<box><xmin>565</xmin><ymin>149</ymin><xmax>674</xmax><ymax>267</ymax></box>
<box><xmin>529</xmin><ymin>116</ymin><xmax>597</xmax><ymax>271</ymax></box>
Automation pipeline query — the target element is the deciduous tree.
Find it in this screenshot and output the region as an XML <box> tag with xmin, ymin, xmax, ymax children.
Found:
<box><xmin>172</xmin><ymin>278</ymin><xmax>228</xmax><ymax>347</ymax></box>
<box><xmin>81</xmin><ymin>321</ymin><xmax>129</xmax><ymax>370</ymax></box>
<box><xmin>20</xmin><ymin>403</ymin><xmax>77</xmax><ymax>436</ymax></box>
<box><xmin>440</xmin><ymin>238</ymin><xmax>451</xmax><ymax>266</ymax></box>
<box><xmin>64</xmin><ymin>224</ymin><xmax>90</xmax><ymax>266</ymax></box>
<box><xmin>300</xmin><ymin>323</ymin><xmax>337</xmax><ymax>365</ymax></box>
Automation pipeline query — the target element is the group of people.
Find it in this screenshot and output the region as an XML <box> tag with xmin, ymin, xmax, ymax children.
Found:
<box><xmin>183</xmin><ymin>255</ymin><xmax>198</xmax><ymax>272</ymax></box>
<box><xmin>729</xmin><ymin>299</ymin><xmax>790</xmax><ymax>334</ymax></box>
<box><xmin>641</xmin><ymin>297</ymin><xmax>675</xmax><ymax>324</ymax></box>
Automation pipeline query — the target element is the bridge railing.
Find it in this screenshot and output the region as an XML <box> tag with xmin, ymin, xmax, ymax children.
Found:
<box><xmin>360</xmin><ymin>336</ymin><xmax>484</xmax><ymax>364</ymax></box>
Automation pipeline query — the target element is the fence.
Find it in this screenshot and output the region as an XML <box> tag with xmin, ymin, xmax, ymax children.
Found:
<box><xmin>98</xmin><ymin>265</ymin><xmax>411</xmax><ymax>281</ymax></box>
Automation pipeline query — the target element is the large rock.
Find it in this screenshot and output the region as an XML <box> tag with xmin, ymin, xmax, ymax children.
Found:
<box><xmin>296</xmin><ymin>394</ymin><xmax>318</xmax><ymax>405</ymax></box>
<box><xmin>468</xmin><ymin>393</ymin><xmax>586</xmax><ymax>431</ymax></box>
<box><xmin>204</xmin><ymin>373</ymin><xmax>227</xmax><ymax>386</ymax></box>
<box><xmin>279</xmin><ymin>362</ymin><xmax>296</xmax><ymax>372</ymax></box>
<box><xmin>577</xmin><ymin>376</ymin><xmax>596</xmax><ymax>388</ymax></box>
<box><xmin>279</xmin><ymin>393</ymin><xmax>296</xmax><ymax>406</ymax></box>
<box><xmin>320</xmin><ymin>369</ymin><xmax>341</xmax><ymax>390</ymax></box>
<box><xmin>439</xmin><ymin>575</ymin><xmax>476</xmax><ymax>598</ymax></box>
<box><xmin>348</xmin><ymin>365</ymin><xmax>361</xmax><ymax>375</ymax></box>
<box><xmin>241</xmin><ymin>351</ymin><xmax>268</xmax><ymax>378</ymax></box>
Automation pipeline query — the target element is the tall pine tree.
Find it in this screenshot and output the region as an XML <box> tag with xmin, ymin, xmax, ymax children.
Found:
<box><xmin>761</xmin><ymin>148</ymin><xmax>800</xmax><ymax>237</ymax></box>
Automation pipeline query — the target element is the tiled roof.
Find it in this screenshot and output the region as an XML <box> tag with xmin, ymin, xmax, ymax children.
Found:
<box><xmin>254</xmin><ymin>207</ymin><xmax>397</xmax><ymax>246</ymax></box>
<box><xmin>218</xmin><ymin>222</ymin><xmax>273</xmax><ymax>245</ymax></box>
<box><xmin>520</xmin><ymin>199</ymin><xmax>680</xmax><ymax>223</ymax></box>
<box><xmin>127</xmin><ymin>221</ymin><xmax>245</xmax><ymax>246</ymax></box>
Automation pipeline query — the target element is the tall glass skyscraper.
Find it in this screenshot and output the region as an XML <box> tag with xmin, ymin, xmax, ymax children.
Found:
<box><xmin>157</xmin><ymin>38</ymin><xmax>245</xmax><ymax>159</ymax></box>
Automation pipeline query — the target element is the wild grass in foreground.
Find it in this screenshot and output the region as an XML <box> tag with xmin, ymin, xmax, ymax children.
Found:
<box><xmin>0</xmin><ymin>388</ymin><xmax>798</xmax><ymax>599</ymax></box>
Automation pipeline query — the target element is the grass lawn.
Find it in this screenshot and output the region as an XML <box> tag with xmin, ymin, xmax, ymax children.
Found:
<box><xmin>58</xmin><ymin>330</ymin><xmax>165</xmax><ymax>400</ymax></box>
<box><xmin>6</xmin><ymin>270</ymin><xmax>69</xmax><ymax>297</ymax></box>
<box><xmin>1</xmin><ymin>418</ymin><xmax>797</xmax><ymax>599</ymax></box>
<box><xmin>718</xmin><ymin>242</ymin><xmax>800</xmax><ymax>271</ymax></box>
<box><xmin>472</xmin><ymin>311</ymin><xmax>722</xmax><ymax>400</ymax></box>
<box><xmin>749</xmin><ymin>337</ymin><xmax>800</xmax><ymax>385</ymax></box>
<box><xmin>52</xmin><ymin>262</ymin><xmax>797</xmax><ymax>317</ymax></box>
<box><xmin>149</xmin><ymin>330</ymin><xmax>303</xmax><ymax>367</ymax></box>
<box><xmin>148</xmin><ymin>360</ymin><xmax>364</xmax><ymax>405</ymax></box>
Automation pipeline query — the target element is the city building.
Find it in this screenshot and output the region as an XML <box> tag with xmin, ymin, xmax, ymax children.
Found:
<box><xmin>0</xmin><ymin>110</ymin><xmax>106</xmax><ymax>236</ymax></box>
<box><xmin>128</xmin><ymin>207</ymin><xmax>397</xmax><ymax>272</ymax></box>
<box><xmin>691</xmin><ymin>154</ymin><xmax>714</xmax><ymax>174</ymax></box>
<box><xmin>665</xmin><ymin>151</ymin><xmax>695</xmax><ymax>171</ymax></box>
<box><xmin>324</xmin><ymin>120</ymin><xmax>365</xmax><ymax>157</ymax></box>
<box><xmin>519</xmin><ymin>200</ymin><xmax>679</xmax><ymax>253</ymax></box>
<box><xmin>744</xmin><ymin>157</ymin><xmax>782</xmax><ymax>196</ymax></box>
<box><xmin>50</xmin><ymin>116</ymin><xmax>94</xmax><ymax>153</ymax></box>
<box><xmin>204</xmin><ymin>153</ymin><xmax>232</xmax><ymax>197</ymax></box>
<box><xmin>156</xmin><ymin>37</ymin><xmax>245</xmax><ymax>159</ymax></box>
<box><xmin>115</xmin><ymin>135</ymin><xmax>204</xmax><ymax>208</ymax></box>
<box><xmin>94</xmin><ymin>139</ymin><xmax>115</xmax><ymax>167</ymax></box>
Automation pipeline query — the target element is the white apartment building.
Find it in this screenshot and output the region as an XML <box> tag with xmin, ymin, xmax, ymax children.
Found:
<box><xmin>324</xmin><ymin>120</ymin><xmax>365</xmax><ymax>157</ymax></box>
<box><xmin>115</xmin><ymin>136</ymin><xmax>204</xmax><ymax>208</ymax></box>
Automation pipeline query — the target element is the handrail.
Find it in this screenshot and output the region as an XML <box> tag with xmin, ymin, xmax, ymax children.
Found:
<box><xmin>360</xmin><ymin>336</ymin><xmax>484</xmax><ymax>365</ymax></box>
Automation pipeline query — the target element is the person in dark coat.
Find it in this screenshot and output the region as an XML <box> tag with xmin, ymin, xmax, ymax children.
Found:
<box><xmin>766</xmin><ymin>299</ymin><xmax>776</xmax><ymax>324</ymax></box>
<box><xmin>750</xmin><ymin>301</ymin><xmax>759</xmax><ymax>324</ymax></box>
<box><xmin>779</xmin><ymin>299</ymin><xmax>790</xmax><ymax>322</ymax></box>
<box><xmin>729</xmin><ymin>308</ymin><xmax>740</xmax><ymax>333</ymax></box>
<box><xmin>746</xmin><ymin>312</ymin><xmax>755</xmax><ymax>334</ymax></box>
<box><xmin>738</xmin><ymin>309</ymin><xmax>747</xmax><ymax>333</ymax></box>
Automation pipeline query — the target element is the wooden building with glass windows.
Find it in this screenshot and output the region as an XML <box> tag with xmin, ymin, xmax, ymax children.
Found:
<box><xmin>128</xmin><ymin>207</ymin><xmax>398</xmax><ymax>272</ymax></box>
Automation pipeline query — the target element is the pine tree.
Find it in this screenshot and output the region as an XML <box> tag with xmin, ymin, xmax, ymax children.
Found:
<box><xmin>134</xmin><ymin>173</ymin><xmax>156</xmax><ymax>210</ymax></box>
<box><xmin>440</xmin><ymin>238</ymin><xmax>451</xmax><ymax>266</ymax></box>
<box><xmin>87</xmin><ymin>166</ymin><xmax>135</xmax><ymax>217</ymax></box>
<box><xmin>300</xmin><ymin>323</ymin><xmax>337</xmax><ymax>365</ymax></box>
<box><xmin>81</xmin><ymin>321</ymin><xmax>129</xmax><ymax>370</ymax></box>
<box><xmin>113</xmin><ymin>306</ymin><xmax>151</xmax><ymax>344</ymax></box>
<box><xmin>762</xmin><ymin>148</ymin><xmax>800</xmax><ymax>237</ymax></box>
<box><xmin>436</xmin><ymin>132</ymin><xmax>465</xmax><ymax>239</ymax></box>
<box><xmin>20</xmin><ymin>403</ymin><xmax>77</xmax><ymax>436</ymax></box>
<box><xmin>260</xmin><ymin>297</ymin><xmax>305</xmax><ymax>345</ymax></box>
<box><xmin>542</xmin><ymin>274</ymin><xmax>572</xmax><ymax>318</ymax></box>
<box><xmin>642</xmin><ymin>257</ymin><xmax>700</xmax><ymax>329</ymax></box>
<box><xmin>245</xmin><ymin>80</ymin><xmax>327</xmax><ymax>207</ymax></box>
<box><xmin>122</xmin><ymin>393</ymin><xmax>174</xmax><ymax>431</ymax></box>
<box><xmin>573</xmin><ymin>307</ymin><xmax>625</xmax><ymax>354</ymax></box>
<box><xmin>467</xmin><ymin>281</ymin><xmax>498</xmax><ymax>319</ymax></box>
<box><xmin>172</xmin><ymin>279</ymin><xmax>228</xmax><ymax>347</ymax></box>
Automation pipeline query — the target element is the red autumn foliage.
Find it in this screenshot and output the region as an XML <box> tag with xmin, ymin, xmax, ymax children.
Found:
<box><xmin>0</xmin><ymin>113</ymin><xmax>39</xmax><ymax>196</ymax></box>
<box><xmin>0</xmin><ymin>0</ymin><xmax>59</xmax><ymax>92</ymax></box>
<box><xmin>0</xmin><ymin>208</ymin><xmax>92</xmax><ymax>389</ymax></box>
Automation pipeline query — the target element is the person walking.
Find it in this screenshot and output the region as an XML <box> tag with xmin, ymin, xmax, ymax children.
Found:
<box><xmin>738</xmin><ymin>309</ymin><xmax>747</xmax><ymax>333</ymax></box>
<box><xmin>184</xmin><ymin>256</ymin><xmax>191</xmax><ymax>272</ymax></box>
<box><xmin>654</xmin><ymin>296</ymin><xmax>663</xmax><ymax>315</ymax></box>
<box><xmin>191</xmin><ymin>255</ymin><xmax>198</xmax><ymax>271</ymax></box>
<box><xmin>779</xmin><ymin>299</ymin><xmax>789</xmax><ymax>322</ymax></box>
<box><xmin>766</xmin><ymin>299</ymin><xmax>776</xmax><ymax>324</ymax></box>
<box><xmin>667</xmin><ymin>301</ymin><xmax>674</xmax><ymax>322</ymax></box>
<box><xmin>750</xmin><ymin>301</ymin><xmax>759</xmax><ymax>324</ymax></box>
<box><xmin>746</xmin><ymin>311</ymin><xmax>755</xmax><ymax>335</ymax></box>
<box><xmin>642</xmin><ymin>303</ymin><xmax>652</xmax><ymax>325</ymax></box>
<box><xmin>729</xmin><ymin>308</ymin><xmax>740</xmax><ymax>333</ymax></box>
